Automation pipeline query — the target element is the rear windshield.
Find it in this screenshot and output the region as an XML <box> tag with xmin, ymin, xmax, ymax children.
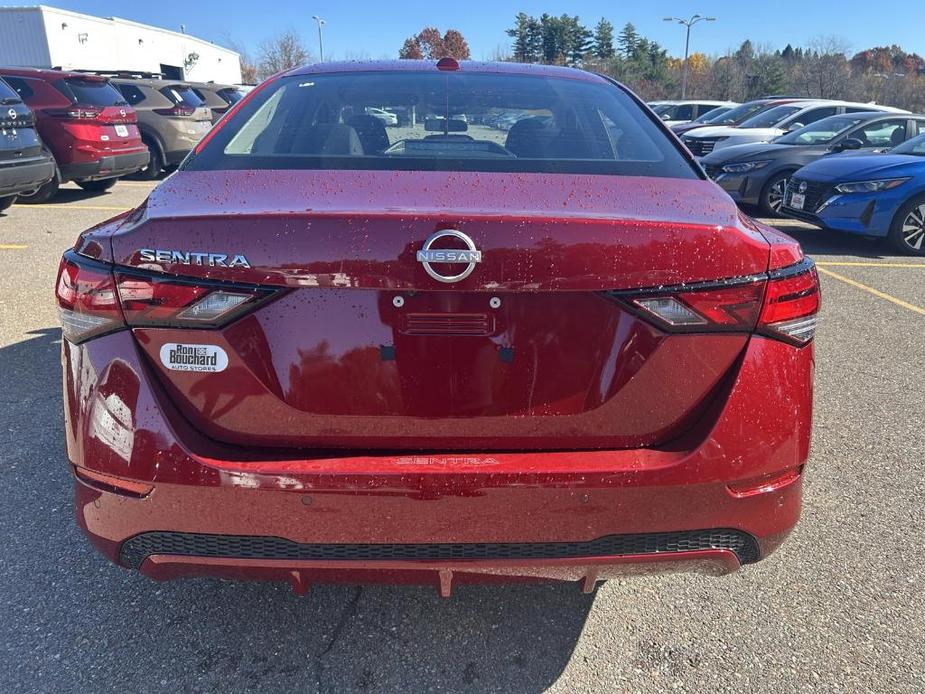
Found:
<box><xmin>739</xmin><ymin>105</ymin><xmax>803</xmax><ymax>129</ymax></box>
<box><xmin>160</xmin><ymin>86</ymin><xmax>205</xmax><ymax>108</ymax></box>
<box><xmin>186</xmin><ymin>71</ymin><xmax>697</xmax><ymax>178</ymax></box>
<box><xmin>0</xmin><ymin>78</ymin><xmax>20</xmax><ymax>103</ymax></box>
<box><xmin>217</xmin><ymin>87</ymin><xmax>243</xmax><ymax>105</ymax></box>
<box><xmin>61</xmin><ymin>79</ymin><xmax>127</xmax><ymax>106</ymax></box>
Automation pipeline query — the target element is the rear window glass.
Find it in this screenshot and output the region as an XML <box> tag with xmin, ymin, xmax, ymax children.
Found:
<box><xmin>62</xmin><ymin>79</ymin><xmax>127</xmax><ymax>106</ymax></box>
<box><xmin>117</xmin><ymin>83</ymin><xmax>147</xmax><ymax>106</ymax></box>
<box><xmin>161</xmin><ymin>86</ymin><xmax>205</xmax><ymax>108</ymax></box>
<box><xmin>0</xmin><ymin>78</ymin><xmax>20</xmax><ymax>102</ymax></box>
<box><xmin>217</xmin><ymin>87</ymin><xmax>243</xmax><ymax>105</ymax></box>
<box><xmin>2</xmin><ymin>76</ymin><xmax>34</xmax><ymax>100</ymax></box>
<box><xmin>187</xmin><ymin>71</ymin><xmax>697</xmax><ymax>178</ymax></box>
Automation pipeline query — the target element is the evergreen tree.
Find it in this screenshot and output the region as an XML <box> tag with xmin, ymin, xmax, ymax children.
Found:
<box><xmin>618</xmin><ymin>23</ymin><xmax>640</xmax><ymax>58</ymax></box>
<box><xmin>507</xmin><ymin>13</ymin><xmax>534</xmax><ymax>62</ymax></box>
<box><xmin>562</xmin><ymin>15</ymin><xmax>592</xmax><ymax>66</ymax></box>
<box><xmin>592</xmin><ymin>18</ymin><xmax>615</xmax><ymax>60</ymax></box>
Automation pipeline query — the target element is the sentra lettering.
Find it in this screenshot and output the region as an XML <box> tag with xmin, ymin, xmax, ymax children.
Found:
<box><xmin>138</xmin><ymin>249</ymin><xmax>250</xmax><ymax>268</ymax></box>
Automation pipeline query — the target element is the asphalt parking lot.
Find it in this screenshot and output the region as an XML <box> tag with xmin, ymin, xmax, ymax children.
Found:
<box><xmin>1</xmin><ymin>181</ymin><xmax>923</xmax><ymax>693</ymax></box>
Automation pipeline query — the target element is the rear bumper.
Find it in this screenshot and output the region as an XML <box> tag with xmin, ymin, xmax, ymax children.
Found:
<box><xmin>0</xmin><ymin>156</ymin><xmax>55</xmax><ymax>196</ymax></box>
<box><xmin>65</xmin><ymin>331</ymin><xmax>813</xmax><ymax>591</ymax></box>
<box><xmin>60</xmin><ymin>149</ymin><xmax>149</xmax><ymax>182</ymax></box>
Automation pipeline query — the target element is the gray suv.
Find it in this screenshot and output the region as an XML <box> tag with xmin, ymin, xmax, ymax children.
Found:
<box><xmin>189</xmin><ymin>83</ymin><xmax>245</xmax><ymax>124</ymax></box>
<box><xmin>111</xmin><ymin>77</ymin><xmax>212</xmax><ymax>179</ymax></box>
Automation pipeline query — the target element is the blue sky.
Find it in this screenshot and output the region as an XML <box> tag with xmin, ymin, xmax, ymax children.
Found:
<box><xmin>13</xmin><ymin>1</ymin><xmax>925</xmax><ymax>61</ymax></box>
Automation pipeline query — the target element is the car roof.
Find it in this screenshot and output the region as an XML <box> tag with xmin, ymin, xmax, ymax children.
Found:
<box><xmin>0</xmin><ymin>67</ymin><xmax>107</xmax><ymax>82</ymax></box>
<box><xmin>186</xmin><ymin>82</ymin><xmax>236</xmax><ymax>90</ymax></box>
<box><xmin>787</xmin><ymin>100</ymin><xmax>908</xmax><ymax>113</ymax></box>
<box><xmin>281</xmin><ymin>60</ymin><xmax>610</xmax><ymax>84</ymax></box>
<box><xmin>110</xmin><ymin>77</ymin><xmax>193</xmax><ymax>87</ymax></box>
<box><xmin>659</xmin><ymin>99</ymin><xmax>737</xmax><ymax>105</ymax></box>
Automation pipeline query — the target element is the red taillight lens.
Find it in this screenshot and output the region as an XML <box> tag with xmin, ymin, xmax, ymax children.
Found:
<box><xmin>55</xmin><ymin>256</ymin><xmax>123</xmax><ymax>343</ymax></box>
<box><xmin>48</xmin><ymin>106</ymin><xmax>102</xmax><ymax>120</ymax></box>
<box><xmin>618</xmin><ymin>280</ymin><xmax>766</xmax><ymax>333</ymax></box>
<box><xmin>757</xmin><ymin>263</ymin><xmax>820</xmax><ymax>346</ymax></box>
<box><xmin>55</xmin><ymin>251</ymin><xmax>280</xmax><ymax>343</ymax></box>
<box><xmin>114</xmin><ymin>272</ymin><xmax>272</xmax><ymax>327</ymax></box>
<box><xmin>611</xmin><ymin>259</ymin><xmax>819</xmax><ymax>347</ymax></box>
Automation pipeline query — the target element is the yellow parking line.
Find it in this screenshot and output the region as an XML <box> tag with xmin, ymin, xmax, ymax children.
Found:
<box><xmin>816</xmin><ymin>261</ymin><xmax>925</xmax><ymax>269</ymax></box>
<box><xmin>817</xmin><ymin>267</ymin><xmax>925</xmax><ymax>316</ymax></box>
<box><xmin>13</xmin><ymin>204</ymin><xmax>129</xmax><ymax>211</ymax></box>
<box><xmin>0</xmin><ymin>243</ymin><xmax>28</xmax><ymax>250</ymax></box>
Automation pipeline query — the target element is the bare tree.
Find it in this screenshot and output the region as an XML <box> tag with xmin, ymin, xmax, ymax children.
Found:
<box><xmin>257</xmin><ymin>30</ymin><xmax>314</xmax><ymax>80</ymax></box>
<box><xmin>791</xmin><ymin>36</ymin><xmax>854</xmax><ymax>99</ymax></box>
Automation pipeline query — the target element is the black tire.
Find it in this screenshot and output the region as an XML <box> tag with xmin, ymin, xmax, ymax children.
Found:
<box><xmin>0</xmin><ymin>195</ymin><xmax>15</xmax><ymax>212</ymax></box>
<box><xmin>887</xmin><ymin>193</ymin><xmax>925</xmax><ymax>255</ymax></box>
<box><xmin>759</xmin><ymin>171</ymin><xmax>795</xmax><ymax>217</ymax></box>
<box><xmin>76</xmin><ymin>178</ymin><xmax>117</xmax><ymax>192</ymax></box>
<box><xmin>15</xmin><ymin>173</ymin><xmax>59</xmax><ymax>204</ymax></box>
<box><xmin>132</xmin><ymin>138</ymin><xmax>163</xmax><ymax>180</ymax></box>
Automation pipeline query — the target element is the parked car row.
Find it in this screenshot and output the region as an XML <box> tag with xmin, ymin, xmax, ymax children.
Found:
<box><xmin>682</xmin><ymin>97</ymin><xmax>925</xmax><ymax>254</ymax></box>
<box><xmin>0</xmin><ymin>68</ymin><xmax>245</xmax><ymax>210</ymax></box>
<box><xmin>648</xmin><ymin>100</ymin><xmax>739</xmax><ymax>127</ymax></box>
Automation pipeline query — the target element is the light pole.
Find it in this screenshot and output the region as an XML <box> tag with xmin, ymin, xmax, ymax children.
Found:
<box><xmin>663</xmin><ymin>14</ymin><xmax>715</xmax><ymax>99</ymax></box>
<box><xmin>312</xmin><ymin>15</ymin><xmax>325</xmax><ymax>62</ymax></box>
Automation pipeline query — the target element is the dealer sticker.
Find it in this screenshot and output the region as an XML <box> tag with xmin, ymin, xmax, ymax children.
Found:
<box><xmin>159</xmin><ymin>343</ymin><xmax>228</xmax><ymax>373</ymax></box>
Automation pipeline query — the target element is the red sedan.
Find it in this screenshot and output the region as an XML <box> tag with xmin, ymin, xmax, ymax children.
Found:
<box><xmin>56</xmin><ymin>60</ymin><xmax>818</xmax><ymax>597</ymax></box>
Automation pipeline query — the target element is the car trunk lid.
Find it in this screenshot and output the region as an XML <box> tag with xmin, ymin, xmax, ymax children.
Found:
<box><xmin>107</xmin><ymin>169</ymin><xmax>771</xmax><ymax>451</ymax></box>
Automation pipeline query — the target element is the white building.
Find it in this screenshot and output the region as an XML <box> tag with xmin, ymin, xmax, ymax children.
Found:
<box><xmin>0</xmin><ymin>5</ymin><xmax>242</xmax><ymax>83</ymax></box>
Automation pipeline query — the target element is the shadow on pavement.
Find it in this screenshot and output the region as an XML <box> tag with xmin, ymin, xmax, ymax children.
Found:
<box><xmin>774</xmin><ymin>224</ymin><xmax>893</xmax><ymax>259</ymax></box>
<box><xmin>0</xmin><ymin>327</ymin><xmax>594</xmax><ymax>693</ymax></box>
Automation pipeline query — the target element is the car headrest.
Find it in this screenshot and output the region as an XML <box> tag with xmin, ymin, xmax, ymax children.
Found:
<box><xmin>890</xmin><ymin>127</ymin><xmax>906</xmax><ymax>147</ymax></box>
<box><xmin>346</xmin><ymin>114</ymin><xmax>390</xmax><ymax>154</ymax></box>
<box><xmin>289</xmin><ymin>123</ymin><xmax>363</xmax><ymax>155</ymax></box>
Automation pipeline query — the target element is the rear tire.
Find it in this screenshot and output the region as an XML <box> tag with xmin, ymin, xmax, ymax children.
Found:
<box><xmin>888</xmin><ymin>194</ymin><xmax>925</xmax><ymax>255</ymax></box>
<box><xmin>15</xmin><ymin>173</ymin><xmax>59</xmax><ymax>204</ymax></box>
<box><xmin>76</xmin><ymin>178</ymin><xmax>117</xmax><ymax>192</ymax></box>
<box><xmin>759</xmin><ymin>171</ymin><xmax>794</xmax><ymax>217</ymax></box>
<box><xmin>132</xmin><ymin>139</ymin><xmax>163</xmax><ymax>181</ymax></box>
<box><xmin>0</xmin><ymin>195</ymin><xmax>15</xmax><ymax>212</ymax></box>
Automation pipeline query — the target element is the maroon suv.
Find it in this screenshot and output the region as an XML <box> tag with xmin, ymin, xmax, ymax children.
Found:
<box><xmin>0</xmin><ymin>68</ymin><xmax>149</xmax><ymax>202</ymax></box>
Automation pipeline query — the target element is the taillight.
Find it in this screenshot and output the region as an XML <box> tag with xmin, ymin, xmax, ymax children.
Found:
<box><xmin>613</xmin><ymin>278</ymin><xmax>766</xmax><ymax>333</ymax></box>
<box><xmin>154</xmin><ymin>105</ymin><xmax>196</xmax><ymax>117</ymax></box>
<box><xmin>48</xmin><ymin>106</ymin><xmax>102</xmax><ymax>120</ymax></box>
<box><xmin>56</xmin><ymin>255</ymin><xmax>123</xmax><ymax>343</ymax></box>
<box><xmin>55</xmin><ymin>251</ymin><xmax>280</xmax><ymax>344</ymax></box>
<box><xmin>757</xmin><ymin>261</ymin><xmax>820</xmax><ymax>346</ymax></box>
<box><xmin>608</xmin><ymin>258</ymin><xmax>819</xmax><ymax>347</ymax></box>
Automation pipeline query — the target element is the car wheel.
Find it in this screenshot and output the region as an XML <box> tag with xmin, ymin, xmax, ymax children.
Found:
<box><xmin>759</xmin><ymin>172</ymin><xmax>793</xmax><ymax>217</ymax></box>
<box><xmin>76</xmin><ymin>178</ymin><xmax>118</xmax><ymax>192</ymax></box>
<box><xmin>888</xmin><ymin>194</ymin><xmax>925</xmax><ymax>255</ymax></box>
<box><xmin>0</xmin><ymin>195</ymin><xmax>16</xmax><ymax>212</ymax></box>
<box><xmin>132</xmin><ymin>139</ymin><xmax>163</xmax><ymax>181</ymax></box>
<box><xmin>15</xmin><ymin>173</ymin><xmax>60</xmax><ymax>204</ymax></box>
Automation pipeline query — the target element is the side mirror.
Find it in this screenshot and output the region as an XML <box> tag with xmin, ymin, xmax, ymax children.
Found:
<box><xmin>832</xmin><ymin>137</ymin><xmax>863</xmax><ymax>152</ymax></box>
<box><xmin>786</xmin><ymin>122</ymin><xmax>805</xmax><ymax>133</ymax></box>
<box><xmin>661</xmin><ymin>113</ymin><xmax>672</xmax><ymax>120</ymax></box>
